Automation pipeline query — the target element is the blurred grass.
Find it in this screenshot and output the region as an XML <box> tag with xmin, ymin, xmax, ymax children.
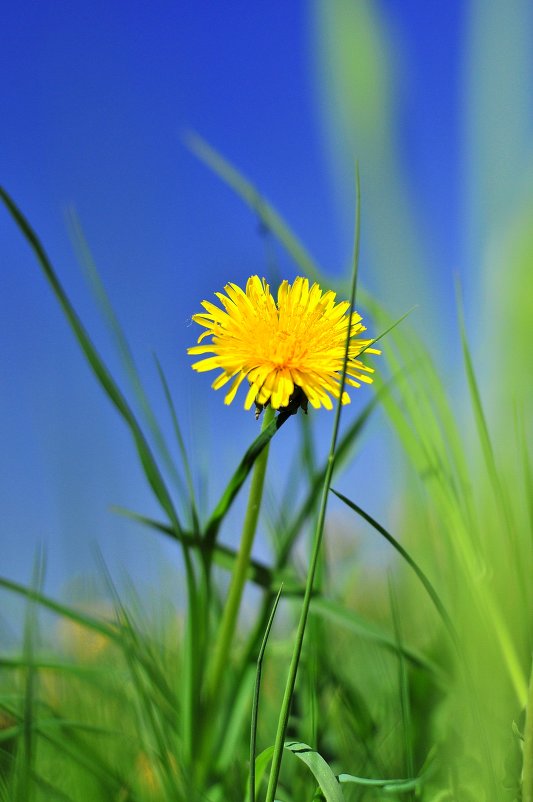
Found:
<box><xmin>2</xmin><ymin>2</ymin><xmax>533</xmax><ymax>800</ymax></box>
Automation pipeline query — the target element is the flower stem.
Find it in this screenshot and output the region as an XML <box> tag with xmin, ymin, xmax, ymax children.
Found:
<box><xmin>523</xmin><ymin>657</ymin><xmax>533</xmax><ymax>802</ymax></box>
<box><xmin>207</xmin><ymin>404</ymin><xmax>275</xmax><ymax>700</ymax></box>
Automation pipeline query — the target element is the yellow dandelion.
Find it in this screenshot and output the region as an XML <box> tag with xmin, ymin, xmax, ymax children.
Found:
<box><xmin>188</xmin><ymin>275</ymin><xmax>380</xmax><ymax>413</ymax></box>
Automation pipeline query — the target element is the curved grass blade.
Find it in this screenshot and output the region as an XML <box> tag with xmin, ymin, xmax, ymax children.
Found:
<box><xmin>1</xmin><ymin>186</ymin><xmax>203</xmax><ymax>769</ymax></box>
<box><xmin>277</xmin><ymin>380</ymin><xmax>393</xmax><ymax>566</ymax></box>
<box><xmin>0</xmin><ymin>186</ymin><xmax>183</xmax><ymax>538</ymax></box>
<box><xmin>331</xmin><ymin>489</ymin><xmax>456</xmax><ymax>641</ymax></box>
<box><xmin>184</xmin><ymin>132</ymin><xmax>323</xmax><ymax>283</ymax></box>
<box><xmin>335</xmin><ymin>434</ymin><xmax>505</xmax><ymax>790</ymax></box>
<box><xmin>284</xmin><ymin>741</ymin><xmax>345</xmax><ymax>802</ymax></box>
<box><xmin>457</xmin><ymin>283</ymin><xmax>519</xmax><ymax>569</ymax></box>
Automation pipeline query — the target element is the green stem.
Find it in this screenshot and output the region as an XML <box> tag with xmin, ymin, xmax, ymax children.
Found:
<box><xmin>264</xmin><ymin>166</ymin><xmax>362</xmax><ymax>802</ymax></box>
<box><xmin>263</xmin><ymin>458</ymin><xmax>333</xmax><ymax>802</ymax></box>
<box><xmin>523</xmin><ymin>657</ymin><xmax>533</xmax><ymax>802</ymax></box>
<box><xmin>208</xmin><ymin>404</ymin><xmax>275</xmax><ymax>699</ymax></box>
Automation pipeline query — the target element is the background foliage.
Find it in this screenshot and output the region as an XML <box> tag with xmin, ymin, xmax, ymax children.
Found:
<box><xmin>2</xmin><ymin>2</ymin><xmax>533</xmax><ymax>800</ymax></box>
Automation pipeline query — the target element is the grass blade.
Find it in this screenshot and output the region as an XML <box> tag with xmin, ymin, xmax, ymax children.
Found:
<box><xmin>249</xmin><ymin>585</ymin><xmax>283</xmax><ymax>802</ymax></box>
<box><xmin>66</xmin><ymin>208</ymin><xmax>188</xmax><ymax>503</ymax></box>
<box><xmin>0</xmin><ymin>577</ymin><xmax>117</xmax><ymax>641</ymax></box>
<box><xmin>0</xmin><ymin>186</ymin><xmax>183</xmax><ymax>538</ymax></box>
<box><xmin>112</xmin><ymin>507</ymin><xmax>308</xmax><ymax>594</ymax></box>
<box><xmin>251</xmin><ymin>747</ymin><xmax>275</xmax><ymax>800</ymax></box>
<box><xmin>284</xmin><ymin>741</ymin><xmax>345</xmax><ymax>802</ymax></box>
<box><xmin>204</xmin><ymin>409</ymin><xmax>291</xmax><ymax>545</ymax></box>
<box><xmin>388</xmin><ymin>576</ymin><xmax>414</xmax><ymax>797</ymax></box>
<box><xmin>311</xmin><ymin>597</ymin><xmax>442</xmax><ymax>679</ymax></box>
<box><xmin>154</xmin><ymin>355</ymin><xmax>200</xmax><ymax>532</ymax></box>
<box><xmin>16</xmin><ymin>550</ymin><xmax>45</xmax><ymax>802</ymax></box>
<box><xmin>331</xmin><ymin>490</ymin><xmax>456</xmax><ymax>640</ymax></box>
<box><xmin>265</xmin><ymin>166</ymin><xmax>363</xmax><ymax>802</ymax></box>
<box><xmin>457</xmin><ymin>284</ymin><xmax>518</xmax><ymax>562</ymax></box>
<box><xmin>184</xmin><ymin>131</ymin><xmax>324</xmax><ymax>283</ymax></box>
<box><xmin>338</xmin><ymin>772</ymin><xmax>422</xmax><ymax>793</ymax></box>
<box><xmin>277</xmin><ymin>382</ymin><xmax>391</xmax><ymax>567</ymax></box>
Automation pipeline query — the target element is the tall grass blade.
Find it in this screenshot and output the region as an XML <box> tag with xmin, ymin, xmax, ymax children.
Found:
<box><xmin>154</xmin><ymin>355</ymin><xmax>200</xmax><ymax>532</ymax></box>
<box><xmin>1</xmin><ymin>185</ymin><xmax>204</xmax><ymax>775</ymax></box>
<box><xmin>16</xmin><ymin>550</ymin><xmax>45</xmax><ymax>802</ymax></box>
<box><xmin>249</xmin><ymin>585</ymin><xmax>283</xmax><ymax>802</ymax></box>
<box><xmin>66</xmin><ymin>208</ymin><xmax>188</xmax><ymax>503</ymax></box>
<box><xmin>0</xmin><ymin>186</ymin><xmax>183</xmax><ymax>538</ymax></box>
<box><xmin>457</xmin><ymin>286</ymin><xmax>517</xmax><ymax>553</ymax></box>
<box><xmin>265</xmin><ymin>166</ymin><xmax>363</xmax><ymax>802</ymax></box>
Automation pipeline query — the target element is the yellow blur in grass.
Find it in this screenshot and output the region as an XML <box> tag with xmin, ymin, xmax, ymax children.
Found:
<box><xmin>57</xmin><ymin>607</ymin><xmax>112</xmax><ymax>662</ymax></box>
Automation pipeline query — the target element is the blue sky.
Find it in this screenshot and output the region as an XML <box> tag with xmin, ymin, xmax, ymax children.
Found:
<box><xmin>1</xmin><ymin>2</ymin><xmax>530</xmax><ymax>604</ymax></box>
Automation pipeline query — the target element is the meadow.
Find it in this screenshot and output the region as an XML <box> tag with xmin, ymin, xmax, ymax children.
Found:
<box><xmin>1</xmin><ymin>136</ymin><xmax>532</xmax><ymax>800</ymax></box>
<box><xmin>2</xmin><ymin>4</ymin><xmax>532</xmax><ymax>801</ymax></box>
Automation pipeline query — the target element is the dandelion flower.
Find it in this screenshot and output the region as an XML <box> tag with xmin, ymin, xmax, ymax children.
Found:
<box><xmin>188</xmin><ymin>275</ymin><xmax>380</xmax><ymax>413</ymax></box>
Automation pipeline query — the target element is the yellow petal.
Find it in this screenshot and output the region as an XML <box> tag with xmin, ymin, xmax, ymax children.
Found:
<box><xmin>224</xmin><ymin>371</ymin><xmax>247</xmax><ymax>405</ymax></box>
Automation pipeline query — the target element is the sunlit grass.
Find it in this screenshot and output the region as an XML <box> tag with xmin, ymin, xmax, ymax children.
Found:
<box><xmin>2</xmin><ymin>6</ymin><xmax>533</xmax><ymax>794</ymax></box>
<box><xmin>2</xmin><ymin>142</ymin><xmax>532</xmax><ymax>800</ymax></box>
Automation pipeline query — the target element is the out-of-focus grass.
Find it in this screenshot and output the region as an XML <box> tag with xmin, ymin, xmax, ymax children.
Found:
<box><xmin>1</xmin><ymin>3</ymin><xmax>533</xmax><ymax>800</ymax></box>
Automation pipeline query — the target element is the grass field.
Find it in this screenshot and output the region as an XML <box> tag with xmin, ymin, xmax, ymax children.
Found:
<box><xmin>2</xmin><ymin>6</ymin><xmax>533</xmax><ymax>800</ymax></box>
<box><xmin>1</xmin><ymin>146</ymin><xmax>532</xmax><ymax>800</ymax></box>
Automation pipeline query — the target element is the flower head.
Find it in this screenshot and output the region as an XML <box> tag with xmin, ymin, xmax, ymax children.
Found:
<box><xmin>188</xmin><ymin>275</ymin><xmax>379</xmax><ymax>413</ymax></box>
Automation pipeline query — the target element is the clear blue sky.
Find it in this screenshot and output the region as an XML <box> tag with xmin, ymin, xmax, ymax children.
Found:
<box><xmin>1</xmin><ymin>2</ymin><xmax>529</xmax><ymax>605</ymax></box>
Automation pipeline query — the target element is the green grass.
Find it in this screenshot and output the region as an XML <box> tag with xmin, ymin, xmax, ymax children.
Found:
<box><xmin>1</xmin><ymin>156</ymin><xmax>532</xmax><ymax>801</ymax></box>
<box><xmin>2</xmin><ymin>12</ymin><xmax>533</xmax><ymax>792</ymax></box>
